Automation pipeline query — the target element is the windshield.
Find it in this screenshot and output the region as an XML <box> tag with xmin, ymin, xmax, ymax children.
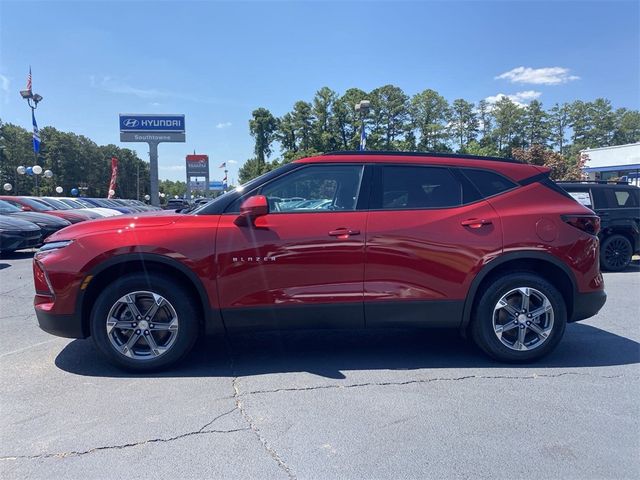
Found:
<box><xmin>41</xmin><ymin>198</ymin><xmax>72</xmax><ymax>210</ymax></box>
<box><xmin>58</xmin><ymin>198</ymin><xmax>85</xmax><ymax>208</ymax></box>
<box><xmin>0</xmin><ymin>199</ymin><xmax>22</xmax><ymax>214</ymax></box>
<box><xmin>12</xmin><ymin>198</ymin><xmax>51</xmax><ymax>211</ymax></box>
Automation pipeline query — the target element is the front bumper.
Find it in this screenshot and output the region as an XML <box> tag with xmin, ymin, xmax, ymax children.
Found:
<box><xmin>0</xmin><ymin>230</ymin><xmax>42</xmax><ymax>252</ymax></box>
<box><xmin>35</xmin><ymin>305</ymin><xmax>86</xmax><ymax>339</ymax></box>
<box><xmin>570</xmin><ymin>290</ymin><xmax>607</xmax><ymax>322</ymax></box>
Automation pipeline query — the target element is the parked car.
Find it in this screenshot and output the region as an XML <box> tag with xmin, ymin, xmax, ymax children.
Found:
<box><xmin>33</xmin><ymin>151</ymin><xmax>606</xmax><ymax>371</ymax></box>
<box><xmin>0</xmin><ymin>216</ymin><xmax>42</xmax><ymax>254</ymax></box>
<box><xmin>80</xmin><ymin>198</ymin><xmax>137</xmax><ymax>214</ymax></box>
<box><xmin>558</xmin><ymin>181</ymin><xmax>640</xmax><ymax>271</ymax></box>
<box><xmin>0</xmin><ymin>199</ymin><xmax>70</xmax><ymax>239</ymax></box>
<box><xmin>34</xmin><ymin>197</ymin><xmax>103</xmax><ymax>220</ymax></box>
<box><xmin>49</xmin><ymin>197</ymin><xmax>122</xmax><ymax>217</ymax></box>
<box><xmin>0</xmin><ymin>196</ymin><xmax>91</xmax><ymax>224</ymax></box>
<box><xmin>165</xmin><ymin>198</ymin><xmax>191</xmax><ymax>211</ymax></box>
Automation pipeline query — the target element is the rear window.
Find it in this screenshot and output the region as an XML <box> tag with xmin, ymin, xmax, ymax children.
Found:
<box><xmin>460</xmin><ymin>169</ymin><xmax>517</xmax><ymax>198</ymax></box>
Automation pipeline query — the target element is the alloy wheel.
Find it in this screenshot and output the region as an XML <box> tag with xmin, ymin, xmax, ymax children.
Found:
<box><xmin>492</xmin><ymin>287</ymin><xmax>554</xmax><ymax>351</ymax></box>
<box><xmin>603</xmin><ymin>237</ymin><xmax>632</xmax><ymax>270</ymax></box>
<box><xmin>105</xmin><ymin>291</ymin><xmax>179</xmax><ymax>360</ymax></box>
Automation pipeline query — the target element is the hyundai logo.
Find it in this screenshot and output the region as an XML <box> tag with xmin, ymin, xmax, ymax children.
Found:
<box><xmin>123</xmin><ymin>119</ymin><xmax>139</xmax><ymax>128</ymax></box>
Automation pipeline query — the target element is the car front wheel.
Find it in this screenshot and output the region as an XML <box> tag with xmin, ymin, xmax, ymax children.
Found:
<box><xmin>471</xmin><ymin>273</ymin><xmax>566</xmax><ymax>363</ymax></box>
<box><xmin>90</xmin><ymin>273</ymin><xmax>200</xmax><ymax>371</ymax></box>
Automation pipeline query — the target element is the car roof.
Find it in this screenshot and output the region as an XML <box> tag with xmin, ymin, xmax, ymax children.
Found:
<box><xmin>295</xmin><ymin>151</ymin><xmax>544</xmax><ymax>182</ymax></box>
<box><xmin>559</xmin><ymin>182</ymin><xmax>640</xmax><ymax>189</ymax></box>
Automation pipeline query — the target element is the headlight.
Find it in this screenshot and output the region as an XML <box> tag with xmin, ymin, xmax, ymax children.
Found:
<box><xmin>38</xmin><ymin>240</ymin><xmax>73</xmax><ymax>252</ymax></box>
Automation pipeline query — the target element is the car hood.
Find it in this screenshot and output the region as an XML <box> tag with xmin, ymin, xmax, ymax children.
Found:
<box><xmin>7</xmin><ymin>211</ymin><xmax>70</xmax><ymax>227</ymax></box>
<box><xmin>0</xmin><ymin>215</ymin><xmax>41</xmax><ymax>231</ymax></box>
<box><xmin>45</xmin><ymin>213</ymin><xmax>181</xmax><ymax>242</ymax></box>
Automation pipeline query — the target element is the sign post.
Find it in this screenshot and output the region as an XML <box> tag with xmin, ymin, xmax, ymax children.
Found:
<box><xmin>186</xmin><ymin>154</ymin><xmax>210</xmax><ymax>198</ymax></box>
<box><xmin>119</xmin><ymin>114</ymin><xmax>185</xmax><ymax>206</ymax></box>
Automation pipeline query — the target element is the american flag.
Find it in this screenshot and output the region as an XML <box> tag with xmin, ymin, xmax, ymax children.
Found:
<box><xmin>219</xmin><ymin>162</ymin><xmax>226</xmax><ymax>168</ymax></box>
<box><xmin>26</xmin><ymin>66</ymin><xmax>32</xmax><ymax>92</ymax></box>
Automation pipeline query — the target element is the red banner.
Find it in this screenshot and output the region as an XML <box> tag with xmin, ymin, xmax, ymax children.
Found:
<box><xmin>108</xmin><ymin>157</ymin><xmax>118</xmax><ymax>198</ymax></box>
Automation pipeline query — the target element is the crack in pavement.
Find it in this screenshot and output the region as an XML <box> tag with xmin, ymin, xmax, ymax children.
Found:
<box><xmin>0</xmin><ymin>407</ymin><xmax>245</xmax><ymax>461</ymax></box>
<box><xmin>227</xmin><ymin>338</ymin><xmax>296</xmax><ymax>480</ymax></box>
<box><xmin>236</xmin><ymin>371</ymin><xmax>631</xmax><ymax>396</ymax></box>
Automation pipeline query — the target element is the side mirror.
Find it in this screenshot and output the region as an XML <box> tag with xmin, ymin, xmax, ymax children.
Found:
<box><xmin>234</xmin><ymin>195</ymin><xmax>269</xmax><ymax>226</ymax></box>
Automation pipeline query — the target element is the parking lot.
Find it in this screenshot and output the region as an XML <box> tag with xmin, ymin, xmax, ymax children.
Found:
<box><xmin>0</xmin><ymin>253</ymin><xmax>638</xmax><ymax>480</ymax></box>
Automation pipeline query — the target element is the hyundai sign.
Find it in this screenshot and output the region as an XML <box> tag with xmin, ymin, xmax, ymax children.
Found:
<box><xmin>119</xmin><ymin>114</ymin><xmax>185</xmax><ymax>132</ymax></box>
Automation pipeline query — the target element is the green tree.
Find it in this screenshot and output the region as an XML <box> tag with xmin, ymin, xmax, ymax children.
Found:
<box><xmin>613</xmin><ymin>109</ymin><xmax>640</xmax><ymax>144</ymax></box>
<box><xmin>249</xmin><ymin>108</ymin><xmax>278</xmax><ymax>165</ymax></box>
<box><xmin>369</xmin><ymin>84</ymin><xmax>410</xmax><ymax>150</ymax></box>
<box><xmin>491</xmin><ymin>97</ymin><xmax>525</xmax><ymax>154</ymax></box>
<box><xmin>449</xmin><ymin>98</ymin><xmax>478</xmax><ymax>151</ymax></box>
<box><xmin>333</xmin><ymin>88</ymin><xmax>368</xmax><ymax>150</ymax></box>
<box><xmin>549</xmin><ymin>103</ymin><xmax>570</xmax><ymax>154</ymax></box>
<box><xmin>311</xmin><ymin>87</ymin><xmax>338</xmax><ymax>152</ymax></box>
<box><xmin>410</xmin><ymin>89</ymin><xmax>450</xmax><ymax>151</ymax></box>
<box><xmin>291</xmin><ymin>101</ymin><xmax>315</xmax><ymax>151</ymax></box>
<box><xmin>524</xmin><ymin>100</ymin><xmax>550</xmax><ymax>147</ymax></box>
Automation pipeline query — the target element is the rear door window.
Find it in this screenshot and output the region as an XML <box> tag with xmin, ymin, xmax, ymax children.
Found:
<box><xmin>379</xmin><ymin>166</ymin><xmax>462</xmax><ymax>209</ymax></box>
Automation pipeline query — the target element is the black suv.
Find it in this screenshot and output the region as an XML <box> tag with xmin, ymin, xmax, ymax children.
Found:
<box><xmin>559</xmin><ymin>181</ymin><xmax>640</xmax><ymax>271</ymax></box>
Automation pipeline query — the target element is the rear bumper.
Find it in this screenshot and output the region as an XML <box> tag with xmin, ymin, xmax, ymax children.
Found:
<box><xmin>570</xmin><ymin>290</ymin><xmax>607</xmax><ymax>323</ymax></box>
<box><xmin>35</xmin><ymin>307</ymin><xmax>87</xmax><ymax>339</ymax></box>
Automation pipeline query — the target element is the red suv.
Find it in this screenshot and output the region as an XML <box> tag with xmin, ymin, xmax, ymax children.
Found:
<box><xmin>33</xmin><ymin>152</ymin><xmax>606</xmax><ymax>371</ymax></box>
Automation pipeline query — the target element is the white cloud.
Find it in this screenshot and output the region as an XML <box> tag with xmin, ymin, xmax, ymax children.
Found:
<box><xmin>496</xmin><ymin>66</ymin><xmax>580</xmax><ymax>85</ymax></box>
<box><xmin>484</xmin><ymin>90</ymin><xmax>542</xmax><ymax>107</ymax></box>
<box><xmin>228</xmin><ymin>159</ymin><xmax>238</xmax><ymax>164</ymax></box>
<box><xmin>216</xmin><ymin>122</ymin><xmax>232</xmax><ymax>129</ymax></box>
<box><xmin>0</xmin><ymin>74</ymin><xmax>9</xmax><ymax>92</ymax></box>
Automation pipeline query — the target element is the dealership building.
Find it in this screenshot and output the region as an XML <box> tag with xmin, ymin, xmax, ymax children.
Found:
<box><xmin>582</xmin><ymin>142</ymin><xmax>640</xmax><ymax>184</ymax></box>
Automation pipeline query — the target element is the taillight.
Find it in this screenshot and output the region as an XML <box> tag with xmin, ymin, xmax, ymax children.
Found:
<box><xmin>562</xmin><ymin>215</ymin><xmax>600</xmax><ymax>235</ymax></box>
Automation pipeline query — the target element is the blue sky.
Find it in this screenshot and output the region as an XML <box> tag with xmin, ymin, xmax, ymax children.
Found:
<box><xmin>1</xmin><ymin>0</ymin><xmax>638</xmax><ymax>183</ymax></box>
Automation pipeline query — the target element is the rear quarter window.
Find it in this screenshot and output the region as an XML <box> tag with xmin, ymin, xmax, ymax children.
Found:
<box><xmin>460</xmin><ymin>169</ymin><xmax>517</xmax><ymax>198</ymax></box>
<box><xmin>601</xmin><ymin>188</ymin><xmax>639</xmax><ymax>208</ymax></box>
<box><xmin>567</xmin><ymin>190</ymin><xmax>593</xmax><ymax>208</ymax></box>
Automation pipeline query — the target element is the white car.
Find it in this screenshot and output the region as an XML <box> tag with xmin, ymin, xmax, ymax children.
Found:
<box><xmin>52</xmin><ymin>198</ymin><xmax>122</xmax><ymax>217</ymax></box>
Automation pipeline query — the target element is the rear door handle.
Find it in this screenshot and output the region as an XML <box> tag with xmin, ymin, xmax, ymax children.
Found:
<box><xmin>461</xmin><ymin>218</ymin><xmax>493</xmax><ymax>228</ymax></box>
<box><xmin>328</xmin><ymin>228</ymin><xmax>360</xmax><ymax>237</ymax></box>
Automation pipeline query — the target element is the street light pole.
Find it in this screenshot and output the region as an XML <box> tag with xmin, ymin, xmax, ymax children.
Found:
<box><xmin>20</xmin><ymin>77</ymin><xmax>43</xmax><ymax>195</ymax></box>
<box><xmin>355</xmin><ymin>100</ymin><xmax>370</xmax><ymax>151</ymax></box>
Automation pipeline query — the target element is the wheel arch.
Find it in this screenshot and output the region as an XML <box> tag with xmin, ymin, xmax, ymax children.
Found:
<box><xmin>78</xmin><ymin>253</ymin><xmax>223</xmax><ymax>337</ymax></box>
<box><xmin>461</xmin><ymin>252</ymin><xmax>578</xmax><ymax>334</ymax></box>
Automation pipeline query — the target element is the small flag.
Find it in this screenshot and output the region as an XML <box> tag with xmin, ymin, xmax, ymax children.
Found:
<box><xmin>219</xmin><ymin>162</ymin><xmax>226</xmax><ymax>168</ymax></box>
<box><xmin>359</xmin><ymin>124</ymin><xmax>366</xmax><ymax>151</ymax></box>
<box><xmin>32</xmin><ymin>110</ymin><xmax>40</xmax><ymax>154</ymax></box>
<box><xmin>26</xmin><ymin>66</ymin><xmax>32</xmax><ymax>92</ymax></box>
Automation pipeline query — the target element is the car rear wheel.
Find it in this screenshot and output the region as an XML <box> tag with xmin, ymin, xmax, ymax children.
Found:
<box><xmin>471</xmin><ymin>273</ymin><xmax>566</xmax><ymax>363</ymax></box>
<box><xmin>90</xmin><ymin>273</ymin><xmax>199</xmax><ymax>371</ymax></box>
<box><xmin>600</xmin><ymin>234</ymin><xmax>633</xmax><ymax>272</ymax></box>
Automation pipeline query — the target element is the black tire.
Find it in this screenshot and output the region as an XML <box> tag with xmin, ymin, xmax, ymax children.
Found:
<box><xmin>470</xmin><ymin>272</ymin><xmax>567</xmax><ymax>363</ymax></box>
<box><xmin>90</xmin><ymin>273</ymin><xmax>200</xmax><ymax>372</ymax></box>
<box><xmin>600</xmin><ymin>234</ymin><xmax>633</xmax><ymax>272</ymax></box>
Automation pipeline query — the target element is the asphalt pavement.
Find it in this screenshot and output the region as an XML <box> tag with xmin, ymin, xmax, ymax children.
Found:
<box><xmin>0</xmin><ymin>252</ymin><xmax>638</xmax><ymax>479</ymax></box>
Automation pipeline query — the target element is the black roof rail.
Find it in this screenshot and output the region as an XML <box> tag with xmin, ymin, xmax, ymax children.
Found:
<box><xmin>555</xmin><ymin>180</ymin><xmax>631</xmax><ymax>185</ymax></box>
<box><xmin>321</xmin><ymin>150</ymin><xmax>523</xmax><ymax>164</ymax></box>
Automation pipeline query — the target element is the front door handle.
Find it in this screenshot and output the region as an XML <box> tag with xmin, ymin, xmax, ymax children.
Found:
<box><xmin>461</xmin><ymin>218</ymin><xmax>493</xmax><ymax>228</ymax></box>
<box><xmin>329</xmin><ymin>228</ymin><xmax>361</xmax><ymax>237</ymax></box>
